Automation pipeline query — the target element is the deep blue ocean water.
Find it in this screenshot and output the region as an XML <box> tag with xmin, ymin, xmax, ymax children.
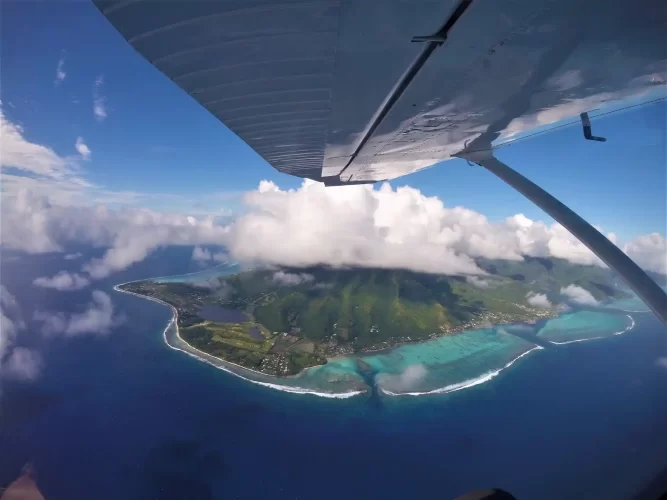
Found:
<box><xmin>2</xmin><ymin>247</ymin><xmax>667</xmax><ymax>499</ymax></box>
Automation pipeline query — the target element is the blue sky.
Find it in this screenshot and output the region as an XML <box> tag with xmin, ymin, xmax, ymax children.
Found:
<box><xmin>2</xmin><ymin>1</ymin><xmax>665</xmax><ymax>240</ymax></box>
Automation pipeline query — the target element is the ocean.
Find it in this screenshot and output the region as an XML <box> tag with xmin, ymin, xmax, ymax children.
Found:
<box><xmin>2</xmin><ymin>247</ymin><xmax>666</xmax><ymax>499</ymax></box>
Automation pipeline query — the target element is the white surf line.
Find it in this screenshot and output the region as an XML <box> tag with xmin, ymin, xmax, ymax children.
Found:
<box><xmin>150</xmin><ymin>261</ymin><xmax>233</xmax><ymax>282</ymax></box>
<box><xmin>380</xmin><ymin>346</ymin><xmax>544</xmax><ymax>397</ymax></box>
<box><xmin>113</xmin><ymin>283</ymin><xmax>365</xmax><ymax>399</ymax></box>
<box><xmin>548</xmin><ymin>314</ymin><xmax>636</xmax><ymax>345</ymax></box>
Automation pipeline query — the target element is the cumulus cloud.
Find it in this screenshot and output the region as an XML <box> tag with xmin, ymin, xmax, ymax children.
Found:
<box><xmin>34</xmin><ymin>271</ymin><xmax>90</xmax><ymax>291</ymax></box>
<box><xmin>624</xmin><ymin>233</ymin><xmax>666</xmax><ymax>276</ymax></box>
<box><xmin>0</xmin><ymin>286</ymin><xmax>41</xmax><ymax>381</ymax></box>
<box><xmin>466</xmin><ymin>275</ymin><xmax>490</xmax><ymax>288</ymax></box>
<box><xmin>93</xmin><ymin>75</ymin><xmax>107</xmax><ymax>121</ymax></box>
<box><xmin>226</xmin><ymin>180</ymin><xmax>629</xmax><ymax>275</ymax></box>
<box><xmin>560</xmin><ymin>284</ymin><xmax>599</xmax><ymax>306</ymax></box>
<box><xmin>272</xmin><ymin>271</ymin><xmax>314</xmax><ymax>286</ymax></box>
<box><xmin>526</xmin><ymin>292</ymin><xmax>553</xmax><ymax>309</ymax></box>
<box><xmin>1</xmin><ymin>189</ymin><xmax>231</xmax><ymax>277</ymax></box>
<box><xmin>376</xmin><ymin>364</ymin><xmax>427</xmax><ymax>392</ymax></box>
<box><xmin>192</xmin><ymin>246</ymin><xmax>211</xmax><ymax>261</ymax></box>
<box><xmin>55</xmin><ymin>55</ymin><xmax>66</xmax><ymax>84</ymax></box>
<box><xmin>75</xmin><ymin>137</ymin><xmax>91</xmax><ymax>160</ymax></box>
<box><xmin>34</xmin><ymin>290</ymin><xmax>119</xmax><ymax>336</ymax></box>
<box><xmin>3</xmin><ymin>178</ymin><xmax>667</xmax><ymax>283</ymax></box>
<box><xmin>192</xmin><ymin>246</ymin><xmax>227</xmax><ymax>263</ymax></box>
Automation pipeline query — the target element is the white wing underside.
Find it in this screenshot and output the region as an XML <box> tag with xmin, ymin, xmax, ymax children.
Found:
<box><xmin>94</xmin><ymin>0</ymin><xmax>666</xmax><ymax>184</ymax></box>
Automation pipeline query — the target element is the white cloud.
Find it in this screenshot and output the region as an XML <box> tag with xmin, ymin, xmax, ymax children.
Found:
<box><xmin>226</xmin><ymin>180</ymin><xmax>627</xmax><ymax>275</ymax></box>
<box><xmin>34</xmin><ymin>290</ymin><xmax>119</xmax><ymax>336</ymax></box>
<box><xmin>3</xmin><ymin>347</ymin><xmax>42</xmax><ymax>380</ymax></box>
<box><xmin>0</xmin><ymin>285</ymin><xmax>41</xmax><ymax>381</ymax></box>
<box><xmin>93</xmin><ymin>75</ymin><xmax>107</xmax><ymax>121</ymax></box>
<box><xmin>1</xmin><ymin>189</ymin><xmax>231</xmax><ymax>276</ymax></box>
<box><xmin>272</xmin><ymin>271</ymin><xmax>314</xmax><ymax>286</ymax></box>
<box><xmin>75</xmin><ymin>137</ymin><xmax>91</xmax><ymax>160</ymax></box>
<box><xmin>192</xmin><ymin>246</ymin><xmax>212</xmax><ymax>261</ymax></box>
<box><xmin>3</xmin><ymin>177</ymin><xmax>666</xmax><ymax>283</ymax></box>
<box><xmin>526</xmin><ymin>292</ymin><xmax>553</xmax><ymax>309</ymax></box>
<box><xmin>34</xmin><ymin>271</ymin><xmax>90</xmax><ymax>291</ymax></box>
<box><xmin>657</xmin><ymin>357</ymin><xmax>667</xmax><ymax>370</ymax></box>
<box><xmin>623</xmin><ymin>233</ymin><xmax>667</xmax><ymax>275</ymax></box>
<box><xmin>466</xmin><ymin>275</ymin><xmax>490</xmax><ymax>288</ymax></box>
<box><xmin>1</xmin><ymin>109</ymin><xmax>72</xmax><ymax>179</ymax></box>
<box><xmin>376</xmin><ymin>364</ymin><xmax>427</xmax><ymax>392</ymax></box>
<box><xmin>192</xmin><ymin>246</ymin><xmax>227</xmax><ymax>263</ymax></box>
<box><xmin>560</xmin><ymin>284</ymin><xmax>599</xmax><ymax>306</ymax></box>
<box><xmin>55</xmin><ymin>55</ymin><xmax>66</xmax><ymax>84</ymax></box>
<box><xmin>64</xmin><ymin>252</ymin><xmax>83</xmax><ymax>260</ymax></box>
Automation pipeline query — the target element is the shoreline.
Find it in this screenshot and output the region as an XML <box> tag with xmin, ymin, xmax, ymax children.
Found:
<box><xmin>113</xmin><ymin>282</ymin><xmax>365</xmax><ymax>399</ymax></box>
<box><xmin>114</xmin><ymin>275</ymin><xmax>639</xmax><ymax>399</ymax></box>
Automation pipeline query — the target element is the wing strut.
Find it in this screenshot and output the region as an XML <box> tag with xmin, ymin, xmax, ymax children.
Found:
<box><xmin>458</xmin><ymin>150</ymin><xmax>667</xmax><ymax>325</ymax></box>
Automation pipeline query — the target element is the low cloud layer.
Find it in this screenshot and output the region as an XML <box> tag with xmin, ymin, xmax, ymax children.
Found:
<box><xmin>0</xmin><ymin>286</ymin><xmax>41</xmax><ymax>381</ymax></box>
<box><xmin>2</xmin><ymin>190</ymin><xmax>230</xmax><ymax>281</ymax></box>
<box><xmin>560</xmin><ymin>285</ymin><xmax>599</xmax><ymax>306</ymax></box>
<box><xmin>376</xmin><ymin>364</ymin><xmax>428</xmax><ymax>392</ymax></box>
<box><xmin>4</xmin><ymin>180</ymin><xmax>667</xmax><ymax>287</ymax></box>
<box><xmin>466</xmin><ymin>275</ymin><xmax>490</xmax><ymax>288</ymax></box>
<box><xmin>623</xmin><ymin>233</ymin><xmax>667</xmax><ymax>275</ymax></box>
<box><xmin>34</xmin><ymin>290</ymin><xmax>119</xmax><ymax>336</ymax></box>
<box><xmin>272</xmin><ymin>271</ymin><xmax>314</xmax><ymax>286</ymax></box>
<box><xmin>192</xmin><ymin>246</ymin><xmax>227</xmax><ymax>263</ymax></box>
<box><xmin>34</xmin><ymin>271</ymin><xmax>90</xmax><ymax>291</ymax></box>
<box><xmin>226</xmin><ymin>181</ymin><xmax>666</xmax><ymax>276</ymax></box>
<box><xmin>527</xmin><ymin>292</ymin><xmax>553</xmax><ymax>309</ymax></box>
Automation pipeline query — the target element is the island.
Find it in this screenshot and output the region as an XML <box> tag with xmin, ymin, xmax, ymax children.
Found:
<box><xmin>117</xmin><ymin>257</ymin><xmax>631</xmax><ymax>377</ymax></box>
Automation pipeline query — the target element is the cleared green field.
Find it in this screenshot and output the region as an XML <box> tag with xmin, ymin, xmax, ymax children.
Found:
<box><xmin>181</xmin><ymin>321</ymin><xmax>275</xmax><ymax>353</ymax></box>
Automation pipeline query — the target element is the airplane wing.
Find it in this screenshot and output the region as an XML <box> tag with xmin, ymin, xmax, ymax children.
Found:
<box><xmin>92</xmin><ymin>0</ymin><xmax>666</xmax><ymax>186</ymax></box>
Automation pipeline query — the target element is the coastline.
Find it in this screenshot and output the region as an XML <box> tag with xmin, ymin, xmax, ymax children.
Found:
<box><xmin>113</xmin><ymin>282</ymin><xmax>365</xmax><ymax>399</ymax></box>
<box><xmin>114</xmin><ymin>277</ymin><xmax>639</xmax><ymax>399</ymax></box>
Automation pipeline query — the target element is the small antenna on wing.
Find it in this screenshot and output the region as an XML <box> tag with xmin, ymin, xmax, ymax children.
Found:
<box><xmin>580</xmin><ymin>112</ymin><xmax>607</xmax><ymax>142</ymax></box>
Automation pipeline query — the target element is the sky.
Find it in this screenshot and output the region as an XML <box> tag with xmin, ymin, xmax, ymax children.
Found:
<box><xmin>1</xmin><ymin>1</ymin><xmax>666</xmax><ymax>237</ymax></box>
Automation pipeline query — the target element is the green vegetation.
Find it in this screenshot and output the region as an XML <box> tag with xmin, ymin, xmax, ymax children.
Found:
<box><xmin>119</xmin><ymin>257</ymin><xmax>632</xmax><ymax>376</ymax></box>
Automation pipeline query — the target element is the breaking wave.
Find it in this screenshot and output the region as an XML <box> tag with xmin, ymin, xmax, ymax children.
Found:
<box><xmin>549</xmin><ymin>314</ymin><xmax>635</xmax><ymax>345</ymax></box>
<box><xmin>380</xmin><ymin>346</ymin><xmax>544</xmax><ymax>397</ymax></box>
